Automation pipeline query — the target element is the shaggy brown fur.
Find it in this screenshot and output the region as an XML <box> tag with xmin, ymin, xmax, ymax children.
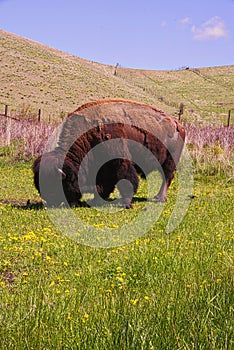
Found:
<box><xmin>33</xmin><ymin>99</ymin><xmax>185</xmax><ymax>208</ymax></box>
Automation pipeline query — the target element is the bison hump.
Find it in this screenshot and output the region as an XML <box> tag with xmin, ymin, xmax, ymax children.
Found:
<box><xmin>57</xmin><ymin>99</ymin><xmax>180</xmax><ymax>150</ymax></box>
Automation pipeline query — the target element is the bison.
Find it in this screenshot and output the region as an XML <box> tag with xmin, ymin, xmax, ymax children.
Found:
<box><xmin>33</xmin><ymin>99</ymin><xmax>185</xmax><ymax>208</ymax></box>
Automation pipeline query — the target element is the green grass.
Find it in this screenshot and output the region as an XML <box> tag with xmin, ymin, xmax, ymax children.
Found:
<box><xmin>0</xmin><ymin>159</ymin><xmax>233</xmax><ymax>349</ymax></box>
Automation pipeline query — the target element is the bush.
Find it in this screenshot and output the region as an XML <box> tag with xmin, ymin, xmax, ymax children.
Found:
<box><xmin>0</xmin><ymin>117</ymin><xmax>55</xmax><ymax>160</ymax></box>
<box><xmin>185</xmin><ymin>124</ymin><xmax>234</xmax><ymax>176</ymax></box>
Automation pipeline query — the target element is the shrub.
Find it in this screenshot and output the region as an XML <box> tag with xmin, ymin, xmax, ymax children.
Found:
<box><xmin>0</xmin><ymin>117</ymin><xmax>55</xmax><ymax>160</ymax></box>
<box><xmin>185</xmin><ymin>124</ymin><xmax>234</xmax><ymax>176</ymax></box>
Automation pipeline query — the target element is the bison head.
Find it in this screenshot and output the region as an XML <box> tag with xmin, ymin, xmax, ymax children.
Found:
<box><xmin>33</xmin><ymin>151</ymin><xmax>81</xmax><ymax>207</ymax></box>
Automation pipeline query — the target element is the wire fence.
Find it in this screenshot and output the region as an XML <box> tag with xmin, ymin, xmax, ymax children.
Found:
<box><xmin>1</xmin><ymin>104</ymin><xmax>233</xmax><ymax>127</ymax></box>
<box><xmin>0</xmin><ymin>105</ymin><xmax>42</xmax><ymax>122</ymax></box>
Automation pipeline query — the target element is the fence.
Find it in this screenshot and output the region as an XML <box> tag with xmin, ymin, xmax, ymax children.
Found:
<box><xmin>0</xmin><ymin>105</ymin><xmax>42</xmax><ymax>122</ymax></box>
<box><xmin>227</xmin><ymin>109</ymin><xmax>233</xmax><ymax>128</ymax></box>
<box><xmin>0</xmin><ymin>104</ymin><xmax>233</xmax><ymax>127</ymax></box>
<box><xmin>0</xmin><ymin>106</ymin><xmax>56</xmax><ymax>157</ymax></box>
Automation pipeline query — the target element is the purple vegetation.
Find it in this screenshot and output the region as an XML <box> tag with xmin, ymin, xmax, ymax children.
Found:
<box><xmin>185</xmin><ymin>124</ymin><xmax>234</xmax><ymax>149</ymax></box>
<box><xmin>0</xmin><ymin>118</ymin><xmax>55</xmax><ymax>158</ymax></box>
<box><xmin>0</xmin><ymin>117</ymin><xmax>233</xmax><ymax>175</ymax></box>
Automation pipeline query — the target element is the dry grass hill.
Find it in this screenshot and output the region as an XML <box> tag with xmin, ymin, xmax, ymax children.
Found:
<box><xmin>1</xmin><ymin>30</ymin><xmax>234</xmax><ymax>125</ymax></box>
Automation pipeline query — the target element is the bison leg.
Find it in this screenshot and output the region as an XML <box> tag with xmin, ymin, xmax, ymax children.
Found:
<box><xmin>155</xmin><ymin>153</ymin><xmax>175</xmax><ymax>203</ymax></box>
<box><xmin>116</xmin><ymin>160</ymin><xmax>139</xmax><ymax>209</ymax></box>
<box><xmin>92</xmin><ymin>184</ymin><xmax>116</xmax><ymax>206</ymax></box>
<box><xmin>95</xmin><ymin>163</ymin><xmax>116</xmax><ymax>203</ymax></box>
<box><xmin>155</xmin><ymin>177</ymin><xmax>171</xmax><ymax>202</ymax></box>
<box><xmin>95</xmin><ymin>159</ymin><xmax>138</xmax><ymax>208</ymax></box>
<box><xmin>65</xmin><ymin>192</ymin><xmax>82</xmax><ymax>207</ymax></box>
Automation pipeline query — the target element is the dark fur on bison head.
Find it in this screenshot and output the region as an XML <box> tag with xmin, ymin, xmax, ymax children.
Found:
<box><xmin>33</xmin><ymin>150</ymin><xmax>82</xmax><ymax>207</ymax></box>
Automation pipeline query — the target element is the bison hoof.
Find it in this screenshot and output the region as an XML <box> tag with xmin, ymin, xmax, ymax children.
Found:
<box><xmin>69</xmin><ymin>200</ymin><xmax>84</xmax><ymax>208</ymax></box>
<box><xmin>122</xmin><ymin>199</ymin><xmax>133</xmax><ymax>209</ymax></box>
<box><xmin>154</xmin><ymin>196</ymin><xmax>166</xmax><ymax>203</ymax></box>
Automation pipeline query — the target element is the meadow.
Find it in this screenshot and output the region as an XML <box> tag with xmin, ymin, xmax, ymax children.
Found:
<box><xmin>0</xmin><ymin>29</ymin><xmax>234</xmax><ymax>349</ymax></box>
<box><xmin>0</xmin><ymin>120</ymin><xmax>233</xmax><ymax>349</ymax></box>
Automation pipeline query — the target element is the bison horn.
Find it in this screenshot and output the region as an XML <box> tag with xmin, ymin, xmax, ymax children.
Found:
<box><xmin>57</xmin><ymin>168</ymin><xmax>66</xmax><ymax>179</ymax></box>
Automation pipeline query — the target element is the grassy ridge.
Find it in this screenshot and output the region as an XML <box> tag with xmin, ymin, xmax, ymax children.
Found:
<box><xmin>0</xmin><ymin>161</ymin><xmax>233</xmax><ymax>349</ymax></box>
<box><xmin>1</xmin><ymin>30</ymin><xmax>234</xmax><ymax>124</ymax></box>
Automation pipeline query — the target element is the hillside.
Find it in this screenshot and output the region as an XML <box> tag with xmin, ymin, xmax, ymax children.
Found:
<box><xmin>0</xmin><ymin>30</ymin><xmax>234</xmax><ymax>124</ymax></box>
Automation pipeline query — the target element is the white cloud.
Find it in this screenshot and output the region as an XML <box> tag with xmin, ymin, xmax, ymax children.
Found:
<box><xmin>192</xmin><ymin>16</ymin><xmax>228</xmax><ymax>40</ymax></box>
<box><xmin>180</xmin><ymin>17</ymin><xmax>191</xmax><ymax>26</ymax></box>
<box><xmin>161</xmin><ymin>20</ymin><xmax>167</xmax><ymax>28</ymax></box>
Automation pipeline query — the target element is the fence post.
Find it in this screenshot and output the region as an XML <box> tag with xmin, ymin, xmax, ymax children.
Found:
<box><xmin>6</xmin><ymin>115</ymin><xmax>11</xmax><ymax>145</ymax></box>
<box><xmin>178</xmin><ymin>103</ymin><xmax>184</xmax><ymax>121</ymax></box>
<box><xmin>114</xmin><ymin>63</ymin><xmax>119</xmax><ymax>76</ymax></box>
<box><xmin>5</xmin><ymin>105</ymin><xmax>8</xmax><ymax>117</ymax></box>
<box><xmin>38</xmin><ymin>109</ymin><xmax>41</xmax><ymax>122</ymax></box>
<box><xmin>227</xmin><ymin>110</ymin><xmax>231</xmax><ymax>127</ymax></box>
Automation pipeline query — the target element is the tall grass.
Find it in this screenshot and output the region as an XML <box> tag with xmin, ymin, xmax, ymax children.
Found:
<box><xmin>185</xmin><ymin>124</ymin><xmax>234</xmax><ymax>176</ymax></box>
<box><xmin>0</xmin><ymin>117</ymin><xmax>55</xmax><ymax>159</ymax></box>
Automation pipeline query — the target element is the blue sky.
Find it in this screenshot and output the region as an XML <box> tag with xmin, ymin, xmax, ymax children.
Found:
<box><xmin>0</xmin><ymin>0</ymin><xmax>233</xmax><ymax>70</ymax></box>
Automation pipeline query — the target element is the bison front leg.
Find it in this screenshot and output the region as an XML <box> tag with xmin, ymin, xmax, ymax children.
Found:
<box><xmin>155</xmin><ymin>176</ymin><xmax>172</xmax><ymax>202</ymax></box>
<box><xmin>92</xmin><ymin>184</ymin><xmax>115</xmax><ymax>206</ymax></box>
<box><xmin>116</xmin><ymin>160</ymin><xmax>139</xmax><ymax>209</ymax></box>
<box><xmin>65</xmin><ymin>191</ymin><xmax>83</xmax><ymax>207</ymax></box>
<box><xmin>155</xmin><ymin>154</ymin><xmax>175</xmax><ymax>203</ymax></box>
<box><xmin>94</xmin><ymin>162</ymin><xmax>117</xmax><ymax>204</ymax></box>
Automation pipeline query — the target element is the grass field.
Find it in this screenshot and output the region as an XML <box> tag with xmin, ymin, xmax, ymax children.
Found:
<box><xmin>0</xmin><ymin>158</ymin><xmax>233</xmax><ymax>349</ymax></box>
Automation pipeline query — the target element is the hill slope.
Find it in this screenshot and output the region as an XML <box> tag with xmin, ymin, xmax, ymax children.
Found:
<box><xmin>0</xmin><ymin>30</ymin><xmax>233</xmax><ymax>124</ymax></box>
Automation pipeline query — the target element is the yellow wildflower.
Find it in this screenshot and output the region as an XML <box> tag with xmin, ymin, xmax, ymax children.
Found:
<box><xmin>81</xmin><ymin>313</ymin><xmax>89</xmax><ymax>323</ymax></box>
<box><xmin>116</xmin><ymin>276</ymin><xmax>124</xmax><ymax>283</ymax></box>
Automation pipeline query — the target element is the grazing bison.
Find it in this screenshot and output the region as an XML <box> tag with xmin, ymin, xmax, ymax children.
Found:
<box><xmin>33</xmin><ymin>99</ymin><xmax>185</xmax><ymax>208</ymax></box>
